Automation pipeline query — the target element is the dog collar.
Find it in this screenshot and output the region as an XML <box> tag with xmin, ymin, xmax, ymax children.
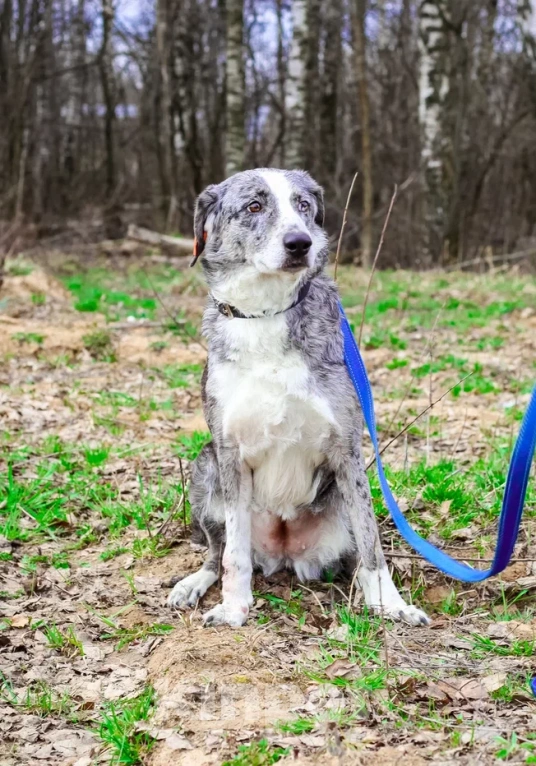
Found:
<box><xmin>212</xmin><ymin>280</ymin><xmax>311</xmax><ymax>319</ymax></box>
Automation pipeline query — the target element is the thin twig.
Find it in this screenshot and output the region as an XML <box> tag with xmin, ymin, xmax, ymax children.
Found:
<box><xmin>334</xmin><ymin>172</ymin><xmax>358</xmax><ymax>282</ymax></box>
<box><xmin>358</xmin><ymin>184</ymin><xmax>398</xmax><ymax>347</ymax></box>
<box><xmin>366</xmin><ymin>372</ymin><xmax>475</xmax><ymax>470</ymax></box>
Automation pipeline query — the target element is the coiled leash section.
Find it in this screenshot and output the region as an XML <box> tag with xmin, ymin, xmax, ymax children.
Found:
<box><xmin>339</xmin><ymin>303</ymin><xmax>536</xmax><ymax>583</ymax></box>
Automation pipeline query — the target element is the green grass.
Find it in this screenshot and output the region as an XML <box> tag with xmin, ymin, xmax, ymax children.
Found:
<box><xmin>11</xmin><ymin>331</ymin><xmax>45</xmax><ymax>345</ymax></box>
<box><xmin>222</xmin><ymin>739</ymin><xmax>290</xmax><ymax>766</ymax></box>
<box><xmin>158</xmin><ymin>363</ymin><xmax>203</xmax><ymax>389</ymax></box>
<box><xmin>101</xmin><ymin>623</ymin><xmax>174</xmax><ymax>651</ymax></box>
<box><xmin>368</xmin><ymin>439</ymin><xmax>536</xmax><ymax>541</ymax></box>
<box><xmin>97</xmin><ymin>686</ymin><xmax>157</xmax><ymax>765</ymax></box>
<box><xmin>0</xmin><ymin>675</ymin><xmax>77</xmax><ymax>719</ymax></box>
<box><xmin>470</xmin><ymin>633</ymin><xmax>535</xmax><ymax>658</ymax></box>
<box><xmin>43</xmin><ymin>624</ymin><xmax>85</xmax><ymax>657</ymax></box>
<box><xmin>175</xmin><ymin>431</ymin><xmax>211</xmax><ymax>461</ymax></box>
<box><xmin>83</xmin><ymin>330</ymin><xmax>116</xmax><ymax>361</ymax></box>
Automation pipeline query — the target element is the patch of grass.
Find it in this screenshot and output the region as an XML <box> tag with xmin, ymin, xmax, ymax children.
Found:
<box><xmin>83</xmin><ymin>330</ymin><xmax>116</xmax><ymax>361</ymax></box>
<box><xmin>6</xmin><ymin>261</ymin><xmax>33</xmax><ymax>276</ymax></box>
<box><xmin>0</xmin><ymin>466</ymin><xmax>69</xmax><ymax>541</ymax></box>
<box><xmin>159</xmin><ymin>363</ymin><xmax>203</xmax><ymax>389</ymax></box>
<box><xmin>43</xmin><ymin>623</ymin><xmax>84</xmax><ymax>657</ymax></box>
<box><xmin>367</xmin><ymin>440</ymin><xmax>536</xmax><ymax>539</ymax></box>
<box><xmin>100</xmin><ymin>545</ymin><xmax>129</xmax><ymax>561</ymax></box>
<box><xmin>84</xmin><ymin>445</ymin><xmax>111</xmax><ymax>467</ymax></box>
<box><xmin>470</xmin><ymin>633</ymin><xmax>535</xmax><ymax>658</ymax></box>
<box><xmin>435</xmin><ymin>589</ymin><xmax>463</xmax><ymax>617</ymax></box>
<box><xmin>175</xmin><ymin>431</ymin><xmax>211</xmax><ymax>461</ymax></box>
<box><xmin>0</xmin><ymin>675</ymin><xmax>77</xmax><ymax>719</ymax></box>
<box><xmin>258</xmin><ymin>589</ymin><xmax>307</xmax><ymax>624</ymax></box>
<box><xmin>277</xmin><ymin>717</ymin><xmax>316</xmax><ymax>735</ymax></box>
<box><xmin>101</xmin><ymin>623</ymin><xmax>174</xmax><ymax>651</ymax></box>
<box><xmin>31</xmin><ymin>292</ymin><xmax>46</xmax><ymax>306</ymax></box>
<box><xmin>149</xmin><ymin>340</ymin><xmax>168</xmax><ymax>352</ymax></box>
<box><xmin>11</xmin><ymin>331</ymin><xmax>45</xmax><ymax>345</ymax></box>
<box><xmin>222</xmin><ymin>739</ymin><xmax>290</xmax><ymax>766</ymax></box>
<box><xmin>65</xmin><ymin>272</ymin><xmax>157</xmax><ymax>319</ymax></box>
<box><xmin>97</xmin><ymin>686</ymin><xmax>157</xmax><ymax>766</ymax></box>
<box><xmin>495</xmin><ymin>732</ymin><xmax>536</xmax><ymax>762</ymax></box>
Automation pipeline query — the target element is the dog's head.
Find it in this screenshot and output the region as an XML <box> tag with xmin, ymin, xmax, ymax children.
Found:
<box><xmin>192</xmin><ymin>169</ymin><xmax>328</xmax><ymax>310</ymax></box>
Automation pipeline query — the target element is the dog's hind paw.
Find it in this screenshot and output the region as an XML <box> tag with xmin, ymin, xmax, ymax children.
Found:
<box><xmin>202</xmin><ymin>601</ymin><xmax>249</xmax><ymax>628</ymax></box>
<box><xmin>167</xmin><ymin>569</ymin><xmax>217</xmax><ymax>608</ymax></box>
<box><xmin>386</xmin><ymin>604</ymin><xmax>430</xmax><ymax>627</ymax></box>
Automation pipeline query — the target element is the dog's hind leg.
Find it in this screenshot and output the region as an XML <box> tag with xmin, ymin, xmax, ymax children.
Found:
<box><xmin>168</xmin><ymin>443</ymin><xmax>224</xmax><ymax>608</ymax></box>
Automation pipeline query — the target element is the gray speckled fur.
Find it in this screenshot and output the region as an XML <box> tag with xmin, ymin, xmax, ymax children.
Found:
<box><xmin>168</xmin><ymin>169</ymin><xmax>429</xmax><ymax>626</ymax></box>
<box><xmin>191</xmin><ymin>169</ymin><xmax>380</xmax><ymax>575</ymax></box>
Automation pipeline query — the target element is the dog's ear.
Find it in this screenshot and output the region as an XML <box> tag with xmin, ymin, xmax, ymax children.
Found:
<box><xmin>311</xmin><ymin>184</ymin><xmax>325</xmax><ymax>228</ymax></box>
<box><xmin>191</xmin><ymin>185</ymin><xmax>219</xmax><ymax>266</ymax></box>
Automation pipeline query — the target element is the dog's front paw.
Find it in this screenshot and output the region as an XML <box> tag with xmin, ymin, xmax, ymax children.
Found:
<box><xmin>167</xmin><ymin>569</ymin><xmax>217</xmax><ymax>608</ymax></box>
<box><xmin>385</xmin><ymin>604</ymin><xmax>430</xmax><ymax>627</ymax></box>
<box><xmin>202</xmin><ymin>601</ymin><xmax>249</xmax><ymax>628</ymax></box>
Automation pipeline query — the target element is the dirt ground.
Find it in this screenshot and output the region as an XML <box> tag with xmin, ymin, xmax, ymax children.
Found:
<box><xmin>0</xmin><ymin>250</ymin><xmax>535</xmax><ymax>765</ymax></box>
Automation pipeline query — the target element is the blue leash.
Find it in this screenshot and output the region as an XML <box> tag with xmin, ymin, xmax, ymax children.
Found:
<box><xmin>339</xmin><ymin>304</ymin><xmax>536</xmax><ymax>580</ymax></box>
<box><xmin>340</xmin><ymin>304</ymin><xmax>536</xmax><ymax>693</ymax></box>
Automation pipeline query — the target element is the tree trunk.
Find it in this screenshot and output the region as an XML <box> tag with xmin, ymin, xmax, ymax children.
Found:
<box><xmin>418</xmin><ymin>0</ymin><xmax>449</xmax><ymax>262</ymax></box>
<box><xmin>99</xmin><ymin>0</ymin><xmax>116</xmax><ymax>201</ymax></box>
<box><xmin>276</xmin><ymin>0</ymin><xmax>286</xmax><ymax>167</ymax></box>
<box><xmin>156</xmin><ymin>0</ymin><xmax>179</xmax><ymax>230</ymax></box>
<box><xmin>225</xmin><ymin>0</ymin><xmax>245</xmax><ymax>177</ymax></box>
<box><xmin>319</xmin><ymin>0</ymin><xmax>342</xmax><ymax>182</ymax></box>
<box><xmin>352</xmin><ymin>0</ymin><xmax>373</xmax><ymax>268</ymax></box>
<box><xmin>285</xmin><ymin>0</ymin><xmax>308</xmax><ymax>169</ymax></box>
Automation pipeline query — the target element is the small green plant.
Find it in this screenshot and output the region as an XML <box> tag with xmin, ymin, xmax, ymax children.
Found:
<box><xmin>175</xmin><ymin>431</ymin><xmax>211</xmax><ymax>461</ymax></box>
<box><xmin>470</xmin><ymin>633</ymin><xmax>535</xmax><ymax>658</ymax></box>
<box><xmin>222</xmin><ymin>739</ymin><xmax>290</xmax><ymax>766</ymax></box>
<box><xmin>43</xmin><ymin>624</ymin><xmax>84</xmax><ymax>657</ymax></box>
<box><xmin>84</xmin><ymin>446</ymin><xmax>110</xmax><ymax>467</ymax></box>
<box><xmin>1</xmin><ymin>674</ymin><xmax>76</xmax><ymax>719</ymax></box>
<box><xmin>31</xmin><ymin>292</ymin><xmax>46</xmax><ymax>306</ymax></box>
<box><xmin>6</xmin><ymin>262</ymin><xmax>33</xmax><ymax>276</ymax></box>
<box><xmin>277</xmin><ymin>717</ymin><xmax>316</xmax><ymax>735</ymax></box>
<box><xmin>102</xmin><ymin>623</ymin><xmax>174</xmax><ymax>651</ymax></box>
<box><xmin>100</xmin><ymin>545</ymin><xmax>129</xmax><ymax>561</ymax></box>
<box><xmin>83</xmin><ymin>330</ymin><xmax>116</xmax><ymax>361</ymax></box>
<box><xmin>97</xmin><ymin>686</ymin><xmax>156</xmax><ymax>765</ymax></box>
<box><xmin>149</xmin><ymin>340</ymin><xmax>168</xmax><ymax>352</ymax></box>
<box><xmin>12</xmin><ymin>332</ymin><xmax>44</xmax><ymax>345</ymax></box>
<box><xmin>495</xmin><ymin>732</ymin><xmax>536</xmax><ymax>762</ymax></box>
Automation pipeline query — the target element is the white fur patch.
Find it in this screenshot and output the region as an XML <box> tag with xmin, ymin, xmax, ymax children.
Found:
<box><xmin>208</xmin><ymin>315</ymin><xmax>337</xmax><ymax>519</ymax></box>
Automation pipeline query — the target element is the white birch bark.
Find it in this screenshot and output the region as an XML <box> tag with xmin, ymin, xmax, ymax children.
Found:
<box><xmin>285</xmin><ymin>0</ymin><xmax>307</xmax><ymax>169</ymax></box>
<box><xmin>225</xmin><ymin>0</ymin><xmax>245</xmax><ymax>177</ymax></box>
<box><xmin>418</xmin><ymin>0</ymin><xmax>448</xmax><ymax>259</ymax></box>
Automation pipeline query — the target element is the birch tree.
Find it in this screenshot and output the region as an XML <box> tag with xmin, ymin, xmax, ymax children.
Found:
<box><xmin>285</xmin><ymin>0</ymin><xmax>308</xmax><ymax>168</ymax></box>
<box><xmin>418</xmin><ymin>0</ymin><xmax>449</xmax><ymax>260</ymax></box>
<box><xmin>225</xmin><ymin>0</ymin><xmax>245</xmax><ymax>176</ymax></box>
<box><xmin>352</xmin><ymin>0</ymin><xmax>373</xmax><ymax>268</ymax></box>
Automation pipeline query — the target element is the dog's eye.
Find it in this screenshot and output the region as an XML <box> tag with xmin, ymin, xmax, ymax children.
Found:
<box><xmin>247</xmin><ymin>201</ymin><xmax>262</xmax><ymax>213</ymax></box>
<box><xmin>298</xmin><ymin>200</ymin><xmax>310</xmax><ymax>213</ymax></box>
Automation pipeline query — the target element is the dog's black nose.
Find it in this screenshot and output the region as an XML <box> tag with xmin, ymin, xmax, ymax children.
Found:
<box><xmin>283</xmin><ymin>232</ymin><xmax>312</xmax><ymax>258</ymax></box>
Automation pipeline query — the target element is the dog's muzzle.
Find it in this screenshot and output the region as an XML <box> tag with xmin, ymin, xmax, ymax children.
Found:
<box><xmin>282</xmin><ymin>232</ymin><xmax>312</xmax><ymax>272</ymax></box>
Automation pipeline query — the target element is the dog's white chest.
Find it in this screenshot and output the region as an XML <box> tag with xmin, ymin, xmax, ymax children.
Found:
<box><xmin>208</xmin><ymin>317</ymin><xmax>336</xmax><ymax>514</ymax></box>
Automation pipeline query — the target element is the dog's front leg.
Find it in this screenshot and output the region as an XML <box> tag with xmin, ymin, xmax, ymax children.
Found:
<box><xmin>203</xmin><ymin>451</ymin><xmax>253</xmax><ymax>628</ymax></box>
<box><xmin>335</xmin><ymin>449</ymin><xmax>429</xmax><ymax>627</ymax></box>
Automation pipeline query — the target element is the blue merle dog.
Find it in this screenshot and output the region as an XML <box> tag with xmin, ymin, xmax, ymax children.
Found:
<box><xmin>167</xmin><ymin>168</ymin><xmax>429</xmax><ymax>628</ymax></box>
